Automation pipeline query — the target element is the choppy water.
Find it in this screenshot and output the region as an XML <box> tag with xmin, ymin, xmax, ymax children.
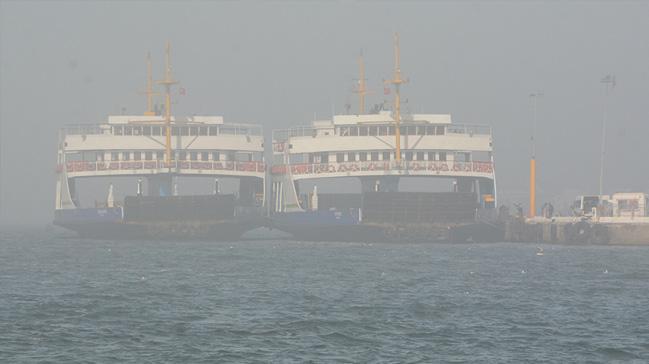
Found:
<box><xmin>1</xmin><ymin>228</ymin><xmax>649</xmax><ymax>363</ymax></box>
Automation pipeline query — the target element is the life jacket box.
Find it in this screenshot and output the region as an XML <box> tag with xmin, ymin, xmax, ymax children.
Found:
<box><xmin>123</xmin><ymin>194</ymin><xmax>235</xmax><ymax>222</ymax></box>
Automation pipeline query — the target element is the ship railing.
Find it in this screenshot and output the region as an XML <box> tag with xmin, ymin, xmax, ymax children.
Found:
<box><xmin>272</xmin><ymin>123</ymin><xmax>492</xmax><ymax>142</ymax></box>
<box><xmin>57</xmin><ymin>160</ymin><xmax>266</xmax><ymax>174</ymax></box>
<box><xmin>270</xmin><ymin>160</ymin><xmax>494</xmax><ymax>176</ymax></box>
<box><xmin>61</xmin><ymin>123</ymin><xmax>263</xmax><ymax>137</ymax></box>
<box><xmin>446</xmin><ymin>124</ymin><xmax>492</xmax><ymax>136</ymax></box>
<box><xmin>272</xmin><ymin>126</ymin><xmax>316</xmax><ymax>142</ymax></box>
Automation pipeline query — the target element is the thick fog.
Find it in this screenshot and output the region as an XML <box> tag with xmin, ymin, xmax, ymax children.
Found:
<box><xmin>1</xmin><ymin>1</ymin><xmax>649</xmax><ymax>225</ymax></box>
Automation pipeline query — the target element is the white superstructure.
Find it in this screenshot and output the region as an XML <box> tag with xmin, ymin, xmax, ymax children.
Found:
<box><xmin>270</xmin><ymin>111</ymin><xmax>496</xmax><ymax>212</ymax></box>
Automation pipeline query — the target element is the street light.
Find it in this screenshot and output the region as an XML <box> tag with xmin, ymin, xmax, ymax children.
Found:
<box><xmin>599</xmin><ymin>74</ymin><xmax>615</xmax><ymax>198</ymax></box>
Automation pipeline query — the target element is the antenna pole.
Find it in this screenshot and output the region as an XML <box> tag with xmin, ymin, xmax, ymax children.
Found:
<box><xmin>358</xmin><ymin>53</ymin><xmax>366</xmax><ymax>114</ymax></box>
<box><xmin>143</xmin><ymin>52</ymin><xmax>158</xmax><ymax>116</ymax></box>
<box><xmin>157</xmin><ymin>41</ymin><xmax>178</xmax><ymax>165</ymax></box>
<box><xmin>386</xmin><ymin>33</ymin><xmax>406</xmax><ymax>161</ymax></box>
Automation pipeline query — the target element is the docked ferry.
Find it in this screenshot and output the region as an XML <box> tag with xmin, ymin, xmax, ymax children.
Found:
<box><xmin>54</xmin><ymin>44</ymin><xmax>265</xmax><ymax>240</ymax></box>
<box><xmin>269</xmin><ymin>34</ymin><xmax>502</xmax><ymax>242</ymax></box>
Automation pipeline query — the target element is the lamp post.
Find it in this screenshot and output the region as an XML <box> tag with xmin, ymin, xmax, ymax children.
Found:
<box><xmin>599</xmin><ymin>74</ymin><xmax>615</xmax><ymax>197</ymax></box>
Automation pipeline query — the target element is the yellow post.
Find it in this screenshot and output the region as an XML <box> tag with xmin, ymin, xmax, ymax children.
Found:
<box><xmin>157</xmin><ymin>41</ymin><xmax>178</xmax><ymax>165</ymax></box>
<box><xmin>386</xmin><ymin>33</ymin><xmax>406</xmax><ymax>161</ymax></box>
<box><xmin>530</xmin><ymin>158</ymin><xmax>536</xmax><ymax>217</ymax></box>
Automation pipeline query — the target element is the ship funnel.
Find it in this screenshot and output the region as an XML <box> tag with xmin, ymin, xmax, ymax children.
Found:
<box><xmin>107</xmin><ymin>183</ymin><xmax>115</xmax><ymax>208</ymax></box>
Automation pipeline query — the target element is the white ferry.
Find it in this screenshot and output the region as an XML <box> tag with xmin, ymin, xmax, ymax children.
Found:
<box><xmin>54</xmin><ymin>44</ymin><xmax>265</xmax><ymax>240</ymax></box>
<box><xmin>269</xmin><ymin>34</ymin><xmax>501</xmax><ymax>242</ymax></box>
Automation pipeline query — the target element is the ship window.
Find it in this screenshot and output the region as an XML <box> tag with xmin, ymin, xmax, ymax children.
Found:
<box><xmin>359</xmin><ymin>152</ymin><xmax>367</xmax><ymax>161</ymax></box>
<box><xmin>235</xmin><ymin>153</ymin><xmax>252</xmax><ymax>162</ymax></box>
<box><xmin>320</xmin><ymin>153</ymin><xmax>329</xmax><ymax>163</ymax></box>
<box><xmin>416</xmin><ymin>152</ymin><xmax>424</xmax><ymax>161</ymax></box>
<box><xmin>111</xmin><ymin>152</ymin><xmax>119</xmax><ymax>161</ymax></box>
<box><xmin>199</xmin><ymin>127</ymin><xmax>207</xmax><ymax>136</ymax></box>
<box><xmin>143</xmin><ymin>126</ymin><xmax>151</xmax><ymax>136</ymax></box>
<box><xmin>189</xmin><ymin>127</ymin><xmax>198</xmax><ymax>136</ymax></box>
<box><xmin>212</xmin><ymin>152</ymin><xmax>220</xmax><ymax>161</ymax></box>
<box><xmin>336</xmin><ymin>152</ymin><xmax>345</xmax><ymax>163</ymax></box>
<box><xmin>339</xmin><ymin>127</ymin><xmax>349</xmax><ymax>136</ymax></box>
<box><xmin>134</xmin><ymin>152</ymin><xmax>142</xmax><ymax>161</ymax></box>
<box><xmin>190</xmin><ymin>152</ymin><xmax>198</xmax><ymax>161</ymax></box>
<box><xmin>133</xmin><ymin>127</ymin><xmax>141</xmax><ymax>136</ymax></box>
<box><xmin>439</xmin><ymin>152</ymin><xmax>446</xmax><ymax>161</ymax></box>
<box><xmin>371</xmin><ymin>152</ymin><xmax>379</xmax><ymax>161</ymax></box>
<box><xmin>157</xmin><ymin>151</ymin><xmax>164</xmax><ymax>160</ymax></box>
<box><xmin>378</xmin><ymin>126</ymin><xmax>387</xmax><ymax>136</ymax></box>
<box><xmin>124</xmin><ymin>126</ymin><xmax>133</xmax><ymax>136</ymax></box>
<box><xmin>383</xmin><ymin>151</ymin><xmax>391</xmax><ymax>161</ymax></box>
<box><xmin>350</xmin><ymin>127</ymin><xmax>358</xmax><ymax>136</ymax></box>
<box><xmin>178</xmin><ymin>151</ymin><xmax>186</xmax><ymax>160</ymax></box>
<box><xmin>122</xmin><ymin>152</ymin><xmax>130</xmax><ymax>161</ymax></box>
<box><xmin>399</xmin><ymin>126</ymin><xmax>407</xmax><ymax>135</ymax></box>
<box><xmin>172</xmin><ymin>127</ymin><xmax>179</xmax><ymax>136</ymax></box>
<box><xmin>388</xmin><ymin>126</ymin><xmax>395</xmax><ymax>135</ymax></box>
<box><xmin>348</xmin><ymin>152</ymin><xmax>357</xmax><ymax>161</ymax></box>
<box><xmin>152</xmin><ymin>126</ymin><xmax>161</xmax><ymax>136</ymax></box>
<box><xmin>436</xmin><ymin>126</ymin><xmax>445</xmax><ymax>135</ymax></box>
<box><xmin>405</xmin><ymin>152</ymin><xmax>413</xmax><ymax>161</ymax></box>
<box><xmin>359</xmin><ymin>127</ymin><xmax>368</xmax><ymax>136</ymax></box>
<box><xmin>114</xmin><ymin>126</ymin><xmax>123</xmax><ymax>135</ymax></box>
<box><xmin>417</xmin><ymin>126</ymin><xmax>426</xmax><ymax>136</ymax></box>
<box><xmin>369</xmin><ymin>126</ymin><xmax>378</xmax><ymax>136</ymax></box>
<box><xmin>208</xmin><ymin>126</ymin><xmax>217</xmax><ymax>136</ymax></box>
<box><xmin>428</xmin><ymin>151</ymin><xmax>435</xmax><ymax>161</ymax></box>
<box><xmin>201</xmin><ymin>152</ymin><xmax>209</xmax><ymax>161</ymax></box>
<box><xmin>308</xmin><ymin>154</ymin><xmax>314</xmax><ymax>163</ymax></box>
<box><xmin>181</xmin><ymin>127</ymin><xmax>189</xmax><ymax>136</ymax></box>
<box><xmin>145</xmin><ymin>152</ymin><xmax>153</xmax><ymax>160</ymax></box>
<box><xmin>227</xmin><ymin>152</ymin><xmax>235</xmax><ymax>161</ymax></box>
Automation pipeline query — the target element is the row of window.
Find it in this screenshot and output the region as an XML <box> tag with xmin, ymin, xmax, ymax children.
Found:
<box><xmin>290</xmin><ymin>151</ymin><xmax>454</xmax><ymax>164</ymax></box>
<box><xmin>67</xmin><ymin>151</ymin><xmax>263</xmax><ymax>162</ymax></box>
<box><xmin>337</xmin><ymin>125</ymin><xmax>446</xmax><ymax>137</ymax></box>
<box><xmin>111</xmin><ymin>125</ymin><xmax>261</xmax><ymax>137</ymax></box>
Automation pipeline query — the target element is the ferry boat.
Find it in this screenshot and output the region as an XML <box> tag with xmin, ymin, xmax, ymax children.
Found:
<box><xmin>269</xmin><ymin>34</ymin><xmax>503</xmax><ymax>243</ymax></box>
<box><xmin>54</xmin><ymin>43</ymin><xmax>265</xmax><ymax>240</ymax></box>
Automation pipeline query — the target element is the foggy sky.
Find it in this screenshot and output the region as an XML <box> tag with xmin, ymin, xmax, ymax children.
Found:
<box><xmin>1</xmin><ymin>0</ymin><xmax>649</xmax><ymax>225</ymax></box>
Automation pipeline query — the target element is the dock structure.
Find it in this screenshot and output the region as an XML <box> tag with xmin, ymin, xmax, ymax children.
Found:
<box><xmin>506</xmin><ymin>216</ymin><xmax>649</xmax><ymax>245</ymax></box>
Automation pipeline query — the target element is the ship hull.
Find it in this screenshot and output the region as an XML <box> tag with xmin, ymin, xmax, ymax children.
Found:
<box><xmin>55</xmin><ymin>220</ymin><xmax>258</xmax><ymax>241</ymax></box>
<box><xmin>270</xmin><ymin>211</ymin><xmax>505</xmax><ymax>243</ymax></box>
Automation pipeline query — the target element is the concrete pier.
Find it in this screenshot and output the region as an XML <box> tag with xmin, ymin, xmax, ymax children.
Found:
<box><xmin>505</xmin><ymin>216</ymin><xmax>649</xmax><ymax>245</ymax></box>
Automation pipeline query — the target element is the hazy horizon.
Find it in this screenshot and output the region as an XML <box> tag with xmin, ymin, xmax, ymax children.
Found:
<box><xmin>2</xmin><ymin>0</ymin><xmax>649</xmax><ymax>225</ymax></box>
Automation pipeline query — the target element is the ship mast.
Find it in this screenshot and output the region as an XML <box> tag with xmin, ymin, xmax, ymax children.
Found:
<box><xmin>354</xmin><ymin>52</ymin><xmax>368</xmax><ymax>114</ymax></box>
<box><xmin>157</xmin><ymin>41</ymin><xmax>178</xmax><ymax>164</ymax></box>
<box><xmin>143</xmin><ymin>52</ymin><xmax>158</xmax><ymax>116</ymax></box>
<box><xmin>386</xmin><ymin>33</ymin><xmax>406</xmax><ymax>161</ymax></box>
